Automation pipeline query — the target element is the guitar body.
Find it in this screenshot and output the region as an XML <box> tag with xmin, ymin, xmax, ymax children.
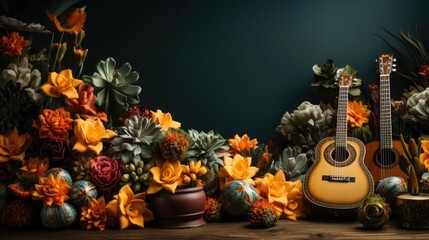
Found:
<box><xmin>364</xmin><ymin>140</ymin><xmax>406</xmax><ymax>184</ymax></box>
<box><xmin>304</xmin><ymin>137</ymin><xmax>374</xmax><ymax>210</ymax></box>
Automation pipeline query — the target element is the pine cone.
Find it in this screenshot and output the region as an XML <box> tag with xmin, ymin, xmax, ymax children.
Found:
<box><xmin>71</xmin><ymin>154</ymin><xmax>94</xmax><ymax>182</ymax></box>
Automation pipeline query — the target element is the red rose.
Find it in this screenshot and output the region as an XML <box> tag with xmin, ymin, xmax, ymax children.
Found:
<box><xmin>90</xmin><ymin>156</ymin><xmax>121</xmax><ymax>192</ymax></box>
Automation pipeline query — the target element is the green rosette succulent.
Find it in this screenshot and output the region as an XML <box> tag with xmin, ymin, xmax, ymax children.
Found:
<box><xmin>110</xmin><ymin>115</ymin><xmax>161</xmax><ymax>165</ymax></box>
<box><xmin>269</xmin><ymin>147</ymin><xmax>308</xmax><ymax>181</ymax></box>
<box><xmin>187</xmin><ymin>129</ymin><xmax>230</xmax><ymax>173</ymax></box>
<box><xmin>83</xmin><ymin>57</ymin><xmax>141</xmax><ymax>123</ymax></box>
<box><xmin>120</xmin><ymin>160</ymin><xmax>154</xmax><ymax>193</ymax></box>
<box><xmin>407</xmin><ymin>87</ymin><xmax>429</xmax><ymax>132</ymax></box>
<box><xmin>357</xmin><ymin>194</ymin><xmax>391</xmax><ymax>229</ymax></box>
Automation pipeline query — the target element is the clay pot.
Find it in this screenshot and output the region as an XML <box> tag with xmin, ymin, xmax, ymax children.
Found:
<box><xmin>147</xmin><ymin>186</ymin><xmax>206</xmax><ymax>228</ymax></box>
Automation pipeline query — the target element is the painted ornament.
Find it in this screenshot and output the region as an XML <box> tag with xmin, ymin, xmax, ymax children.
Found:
<box><xmin>45</xmin><ymin>168</ymin><xmax>73</xmax><ymax>186</ymax></box>
<box><xmin>40</xmin><ymin>202</ymin><xmax>77</xmax><ymax>229</ymax></box>
<box><xmin>375</xmin><ymin>176</ymin><xmax>407</xmax><ymax>207</ymax></box>
<box><xmin>219</xmin><ymin>180</ymin><xmax>258</xmax><ymax>217</ymax></box>
<box><xmin>69</xmin><ymin>180</ymin><xmax>97</xmax><ymax>207</ymax></box>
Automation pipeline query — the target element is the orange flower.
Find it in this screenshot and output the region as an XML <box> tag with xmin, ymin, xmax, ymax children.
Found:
<box><xmin>20</xmin><ymin>157</ymin><xmax>49</xmax><ymax>177</ymax></box>
<box><xmin>0</xmin><ymin>32</ymin><xmax>28</xmax><ymax>56</ymax></box>
<box><xmin>347</xmin><ymin>100</ymin><xmax>371</xmax><ymax>128</ymax></box>
<box><xmin>181</xmin><ymin>160</ymin><xmax>207</xmax><ymax>185</ymax></box>
<box><xmin>0</xmin><ymin>128</ymin><xmax>32</xmax><ymax>162</ymax></box>
<box><xmin>47</xmin><ymin>6</ymin><xmax>87</xmax><ymax>33</ymax></box>
<box><xmin>32</xmin><ymin>174</ymin><xmax>71</xmax><ymax>207</ymax></box>
<box><xmin>80</xmin><ymin>196</ymin><xmax>108</xmax><ymax>231</ymax></box>
<box><xmin>33</xmin><ymin>107</ymin><xmax>74</xmax><ymax>141</ymax></box>
<box><xmin>150</xmin><ymin>109</ymin><xmax>181</xmax><ymax>130</ymax></box>
<box><xmin>41</xmin><ymin>69</ymin><xmax>83</xmax><ymax>99</ymax></box>
<box><xmin>105</xmin><ymin>184</ymin><xmax>153</xmax><ymax>230</ymax></box>
<box><xmin>147</xmin><ymin>158</ymin><xmax>183</xmax><ymax>194</ymax></box>
<box><xmin>72</xmin><ymin>47</ymin><xmax>88</xmax><ymax>68</ymax></box>
<box><xmin>65</xmin><ymin>83</ymin><xmax>98</xmax><ymax>116</ymax></box>
<box><xmin>218</xmin><ymin>154</ymin><xmax>259</xmax><ymax>189</ymax></box>
<box><xmin>72</xmin><ymin>118</ymin><xmax>117</xmax><ymax>155</ymax></box>
<box><xmin>228</xmin><ymin>134</ymin><xmax>258</xmax><ymax>155</ymax></box>
<box><xmin>420</xmin><ymin>140</ymin><xmax>429</xmax><ymax>170</ymax></box>
<box><xmin>254</xmin><ymin>171</ymin><xmax>305</xmax><ymax>220</ymax></box>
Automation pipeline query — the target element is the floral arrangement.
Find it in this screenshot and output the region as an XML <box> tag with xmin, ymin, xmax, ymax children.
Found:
<box><xmin>0</xmin><ymin>2</ymin><xmax>306</xmax><ymax>231</ymax></box>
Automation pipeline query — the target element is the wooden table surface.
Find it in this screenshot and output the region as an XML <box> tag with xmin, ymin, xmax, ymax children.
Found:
<box><xmin>1</xmin><ymin>217</ymin><xmax>428</xmax><ymax>240</ymax></box>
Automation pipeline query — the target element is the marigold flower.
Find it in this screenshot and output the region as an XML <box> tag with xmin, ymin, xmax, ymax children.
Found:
<box><xmin>254</xmin><ymin>170</ymin><xmax>305</xmax><ymax>220</ymax></box>
<box><xmin>228</xmin><ymin>134</ymin><xmax>258</xmax><ymax>155</ymax></box>
<box><xmin>33</xmin><ymin>107</ymin><xmax>74</xmax><ymax>141</ymax></box>
<box><xmin>20</xmin><ymin>157</ymin><xmax>49</xmax><ymax>177</ymax></box>
<box><xmin>32</xmin><ymin>174</ymin><xmax>71</xmax><ymax>207</ymax></box>
<box><xmin>80</xmin><ymin>196</ymin><xmax>108</xmax><ymax>231</ymax></box>
<box><xmin>150</xmin><ymin>109</ymin><xmax>181</xmax><ymax>130</ymax></box>
<box><xmin>41</xmin><ymin>69</ymin><xmax>83</xmax><ymax>99</ymax></box>
<box><xmin>47</xmin><ymin>6</ymin><xmax>86</xmax><ymax>33</ymax></box>
<box><xmin>147</xmin><ymin>158</ymin><xmax>183</xmax><ymax>194</ymax></box>
<box><xmin>0</xmin><ymin>128</ymin><xmax>32</xmax><ymax>162</ymax></box>
<box><xmin>218</xmin><ymin>154</ymin><xmax>259</xmax><ymax>189</ymax></box>
<box><xmin>0</xmin><ymin>32</ymin><xmax>28</xmax><ymax>56</ymax></box>
<box><xmin>105</xmin><ymin>184</ymin><xmax>153</xmax><ymax>230</ymax></box>
<box><xmin>347</xmin><ymin>100</ymin><xmax>371</xmax><ymax>128</ymax></box>
<box><xmin>72</xmin><ymin>118</ymin><xmax>117</xmax><ymax>155</ymax></box>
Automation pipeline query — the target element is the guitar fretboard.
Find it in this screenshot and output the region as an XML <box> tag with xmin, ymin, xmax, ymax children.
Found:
<box><xmin>379</xmin><ymin>74</ymin><xmax>392</xmax><ymax>150</ymax></box>
<box><xmin>336</xmin><ymin>85</ymin><xmax>349</xmax><ymax>148</ymax></box>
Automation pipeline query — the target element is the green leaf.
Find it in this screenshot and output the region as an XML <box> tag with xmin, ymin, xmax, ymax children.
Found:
<box><xmin>91</xmin><ymin>73</ymin><xmax>107</xmax><ymax>88</ymax></box>
<box><xmin>119</xmin><ymin>63</ymin><xmax>132</xmax><ymax>76</ymax></box>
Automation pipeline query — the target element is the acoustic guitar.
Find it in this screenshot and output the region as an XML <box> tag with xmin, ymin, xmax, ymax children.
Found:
<box><xmin>364</xmin><ymin>53</ymin><xmax>407</xmax><ymax>184</ymax></box>
<box><xmin>303</xmin><ymin>74</ymin><xmax>374</xmax><ymax>212</ymax></box>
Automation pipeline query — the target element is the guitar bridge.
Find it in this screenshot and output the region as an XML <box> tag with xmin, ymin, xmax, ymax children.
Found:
<box><xmin>322</xmin><ymin>175</ymin><xmax>356</xmax><ymax>183</ymax></box>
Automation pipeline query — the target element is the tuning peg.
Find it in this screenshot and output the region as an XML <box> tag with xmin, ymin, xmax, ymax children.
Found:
<box><xmin>393</xmin><ymin>64</ymin><xmax>397</xmax><ymax>67</ymax></box>
<box><xmin>393</xmin><ymin>58</ymin><xmax>397</xmax><ymax>62</ymax></box>
<box><xmin>392</xmin><ymin>68</ymin><xmax>397</xmax><ymax>72</ymax></box>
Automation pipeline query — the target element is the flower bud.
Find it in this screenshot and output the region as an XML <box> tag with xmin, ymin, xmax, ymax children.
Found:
<box><xmin>72</xmin><ymin>47</ymin><xmax>88</xmax><ymax>68</ymax></box>
<box><xmin>51</xmin><ymin>42</ymin><xmax>67</xmax><ymax>63</ymax></box>
<box><xmin>73</xmin><ymin>30</ymin><xmax>85</xmax><ymax>47</ymax></box>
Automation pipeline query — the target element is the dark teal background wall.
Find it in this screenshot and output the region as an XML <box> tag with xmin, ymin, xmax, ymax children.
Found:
<box><xmin>5</xmin><ymin>0</ymin><xmax>429</xmax><ymax>140</ymax></box>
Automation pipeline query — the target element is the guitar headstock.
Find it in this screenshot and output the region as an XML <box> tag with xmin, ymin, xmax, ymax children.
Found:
<box><xmin>378</xmin><ymin>53</ymin><xmax>396</xmax><ymax>75</ymax></box>
<box><xmin>337</xmin><ymin>74</ymin><xmax>353</xmax><ymax>87</ymax></box>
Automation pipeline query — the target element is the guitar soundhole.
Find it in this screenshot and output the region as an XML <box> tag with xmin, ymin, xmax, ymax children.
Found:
<box><xmin>375</xmin><ymin>148</ymin><xmax>399</xmax><ymax>168</ymax></box>
<box><xmin>332</xmin><ymin>147</ymin><xmax>349</xmax><ymax>162</ymax></box>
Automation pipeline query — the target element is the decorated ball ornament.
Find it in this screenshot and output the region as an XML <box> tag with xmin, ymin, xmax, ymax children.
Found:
<box><xmin>40</xmin><ymin>202</ymin><xmax>77</xmax><ymax>229</ymax></box>
<box><xmin>219</xmin><ymin>180</ymin><xmax>258</xmax><ymax>217</ymax></box>
<box><xmin>375</xmin><ymin>176</ymin><xmax>407</xmax><ymax>207</ymax></box>
<box><xmin>69</xmin><ymin>180</ymin><xmax>97</xmax><ymax>207</ymax></box>
<box><xmin>45</xmin><ymin>168</ymin><xmax>73</xmax><ymax>186</ymax></box>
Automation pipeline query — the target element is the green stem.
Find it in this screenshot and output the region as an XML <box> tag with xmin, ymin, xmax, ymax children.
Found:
<box><xmin>51</xmin><ymin>31</ymin><xmax>64</xmax><ymax>72</ymax></box>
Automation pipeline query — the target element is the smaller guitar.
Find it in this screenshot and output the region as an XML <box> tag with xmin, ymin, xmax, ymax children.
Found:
<box><xmin>303</xmin><ymin>74</ymin><xmax>374</xmax><ymax>212</ymax></box>
<box><xmin>364</xmin><ymin>53</ymin><xmax>407</xmax><ymax>184</ymax></box>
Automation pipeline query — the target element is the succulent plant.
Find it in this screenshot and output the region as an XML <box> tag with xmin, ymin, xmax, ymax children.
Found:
<box><xmin>399</xmin><ymin>135</ymin><xmax>425</xmax><ymax>195</ymax></box>
<box><xmin>406</xmin><ymin>87</ymin><xmax>429</xmax><ymax>132</ymax></box>
<box><xmin>110</xmin><ymin>115</ymin><xmax>161</xmax><ymax>165</ymax></box>
<box><xmin>71</xmin><ymin>153</ymin><xmax>93</xmax><ymax>182</ymax></box>
<box><xmin>157</xmin><ymin>128</ymin><xmax>192</xmax><ymax>162</ymax></box>
<box><xmin>83</xmin><ymin>57</ymin><xmax>141</xmax><ymax>123</ymax></box>
<box><xmin>276</xmin><ymin>101</ymin><xmax>334</xmax><ymax>161</ymax></box>
<box><xmin>357</xmin><ymin>194</ymin><xmax>391</xmax><ymax>229</ymax></box>
<box><xmin>187</xmin><ymin>129</ymin><xmax>230</xmax><ymax>173</ymax></box>
<box><xmin>248</xmin><ymin>197</ymin><xmax>278</xmax><ymax>228</ymax></box>
<box><xmin>120</xmin><ymin>160</ymin><xmax>153</xmax><ymax>193</ymax></box>
<box><xmin>269</xmin><ymin>147</ymin><xmax>308</xmax><ymax>181</ymax></box>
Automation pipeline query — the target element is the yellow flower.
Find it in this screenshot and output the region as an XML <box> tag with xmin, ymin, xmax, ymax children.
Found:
<box><xmin>105</xmin><ymin>184</ymin><xmax>153</xmax><ymax>230</ymax></box>
<box><xmin>72</xmin><ymin>118</ymin><xmax>117</xmax><ymax>155</ymax></box>
<box><xmin>41</xmin><ymin>69</ymin><xmax>83</xmax><ymax>99</ymax></box>
<box><xmin>80</xmin><ymin>196</ymin><xmax>108</xmax><ymax>231</ymax></box>
<box><xmin>228</xmin><ymin>134</ymin><xmax>258</xmax><ymax>155</ymax></box>
<box><xmin>0</xmin><ymin>128</ymin><xmax>32</xmax><ymax>162</ymax></box>
<box><xmin>47</xmin><ymin>6</ymin><xmax>87</xmax><ymax>33</ymax></box>
<box><xmin>181</xmin><ymin>160</ymin><xmax>207</xmax><ymax>185</ymax></box>
<box><xmin>347</xmin><ymin>100</ymin><xmax>371</xmax><ymax>128</ymax></box>
<box><xmin>420</xmin><ymin>140</ymin><xmax>429</xmax><ymax>170</ymax></box>
<box><xmin>32</xmin><ymin>174</ymin><xmax>71</xmax><ymax>207</ymax></box>
<box><xmin>254</xmin><ymin>170</ymin><xmax>305</xmax><ymax>220</ymax></box>
<box><xmin>147</xmin><ymin>158</ymin><xmax>183</xmax><ymax>194</ymax></box>
<box><xmin>218</xmin><ymin>154</ymin><xmax>259</xmax><ymax>189</ymax></box>
<box><xmin>20</xmin><ymin>157</ymin><xmax>49</xmax><ymax>177</ymax></box>
<box><xmin>150</xmin><ymin>109</ymin><xmax>181</xmax><ymax>130</ymax></box>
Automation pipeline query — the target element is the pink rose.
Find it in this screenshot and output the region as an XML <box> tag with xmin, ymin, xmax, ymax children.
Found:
<box><xmin>91</xmin><ymin>156</ymin><xmax>121</xmax><ymax>192</ymax></box>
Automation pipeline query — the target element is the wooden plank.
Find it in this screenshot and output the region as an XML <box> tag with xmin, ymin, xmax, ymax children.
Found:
<box><xmin>1</xmin><ymin>218</ymin><xmax>428</xmax><ymax>240</ymax></box>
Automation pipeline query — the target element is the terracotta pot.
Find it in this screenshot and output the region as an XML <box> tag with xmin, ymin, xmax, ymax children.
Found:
<box><xmin>147</xmin><ymin>186</ymin><xmax>206</xmax><ymax>228</ymax></box>
<box><xmin>396</xmin><ymin>192</ymin><xmax>429</xmax><ymax>229</ymax></box>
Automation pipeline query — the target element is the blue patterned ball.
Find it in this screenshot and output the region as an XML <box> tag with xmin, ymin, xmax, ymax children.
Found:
<box><xmin>40</xmin><ymin>202</ymin><xmax>77</xmax><ymax>229</ymax></box>
<box><xmin>70</xmin><ymin>180</ymin><xmax>98</xmax><ymax>207</ymax></box>
<box><xmin>219</xmin><ymin>180</ymin><xmax>259</xmax><ymax>217</ymax></box>
<box><xmin>375</xmin><ymin>176</ymin><xmax>407</xmax><ymax>206</ymax></box>
<box><xmin>45</xmin><ymin>168</ymin><xmax>73</xmax><ymax>186</ymax></box>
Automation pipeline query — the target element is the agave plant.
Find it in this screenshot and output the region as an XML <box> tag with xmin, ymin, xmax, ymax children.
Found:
<box><xmin>109</xmin><ymin>115</ymin><xmax>161</xmax><ymax>165</ymax></box>
<box><xmin>269</xmin><ymin>147</ymin><xmax>308</xmax><ymax>181</ymax></box>
<box><xmin>187</xmin><ymin>129</ymin><xmax>230</xmax><ymax>173</ymax></box>
<box><xmin>83</xmin><ymin>57</ymin><xmax>141</xmax><ymax>123</ymax></box>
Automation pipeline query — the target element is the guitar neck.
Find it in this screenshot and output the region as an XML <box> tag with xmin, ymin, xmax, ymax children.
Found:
<box><xmin>336</xmin><ymin>85</ymin><xmax>349</xmax><ymax>148</ymax></box>
<box><xmin>379</xmin><ymin>74</ymin><xmax>392</xmax><ymax>149</ymax></box>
